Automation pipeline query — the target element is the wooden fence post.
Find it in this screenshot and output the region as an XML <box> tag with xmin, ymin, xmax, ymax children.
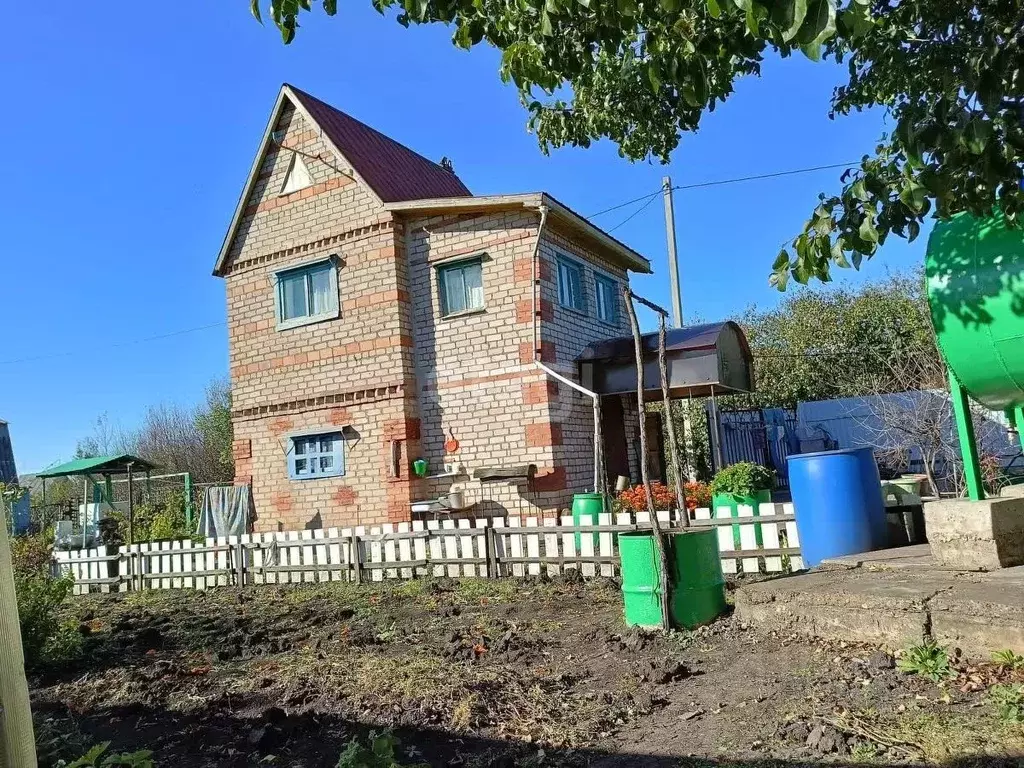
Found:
<box><xmin>0</xmin><ymin>507</ymin><xmax>37</xmax><ymax>767</ymax></box>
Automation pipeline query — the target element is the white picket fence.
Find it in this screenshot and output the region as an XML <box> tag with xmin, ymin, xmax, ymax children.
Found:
<box><xmin>52</xmin><ymin>503</ymin><xmax>803</xmax><ymax>595</ymax></box>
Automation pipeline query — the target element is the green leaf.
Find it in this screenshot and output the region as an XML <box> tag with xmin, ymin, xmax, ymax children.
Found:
<box><xmin>773</xmin><ymin>248</ymin><xmax>790</xmax><ymax>270</ymax></box>
<box><xmin>323</xmin><ymin>0</ymin><xmax>337</xmax><ymax>14</ymax></box>
<box><xmin>899</xmin><ymin>180</ymin><xmax>928</xmax><ymax>213</ymax></box>
<box><xmin>796</xmin><ymin>0</ymin><xmax>836</xmax><ymax>59</ymax></box>
<box><xmin>706</xmin><ymin>0</ymin><xmax>721</xmax><ymax>17</ymax></box>
<box><xmin>540</xmin><ymin>7</ymin><xmax>554</xmax><ymax>35</ymax></box>
<box><xmin>859</xmin><ymin>215</ymin><xmax>878</xmax><ymax>244</ymax></box>
<box><xmin>661</xmin><ymin>0</ymin><xmax>680</xmax><ymax>12</ymax></box>
<box><xmin>831</xmin><ymin>239</ymin><xmax>851</xmax><ymax>268</ymax></box>
<box><xmin>251</xmin><ymin>0</ymin><xmax>263</xmax><ymax>22</ymax></box>
<box><xmin>772</xmin><ymin>0</ymin><xmax>808</xmax><ymax>43</ymax></box>
<box><xmin>647</xmin><ymin>65</ymin><xmax>662</xmax><ymax>92</ymax></box>
<box><xmin>454</xmin><ymin>23</ymin><xmax>472</xmax><ymax>49</ymax></box>
<box><xmin>850</xmin><ymin>178</ymin><xmax>870</xmax><ymax>202</ymax></box>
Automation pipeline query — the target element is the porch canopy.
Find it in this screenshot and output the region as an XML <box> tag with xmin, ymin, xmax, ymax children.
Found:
<box><xmin>37</xmin><ymin>454</ymin><xmax>158</xmax><ymax>478</ymax></box>
<box><xmin>578</xmin><ymin>321</ymin><xmax>754</xmax><ymax>400</ymax></box>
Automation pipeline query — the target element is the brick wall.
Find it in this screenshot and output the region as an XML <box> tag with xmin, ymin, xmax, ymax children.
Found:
<box><xmin>405</xmin><ymin>209</ymin><xmax>565</xmax><ymax>514</ymax></box>
<box><xmin>537</xmin><ymin>223</ymin><xmax>640</xmax><ymax>499</ymax></box>
<box><xmin>222</xmin><ymin>101</ymin><xmax>422</xmax><ymax>530</ymax></box>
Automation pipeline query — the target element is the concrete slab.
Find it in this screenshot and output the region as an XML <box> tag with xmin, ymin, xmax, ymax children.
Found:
<box><xmin>820</xmin><ymin>544</ymin><xmax>936</xmax><ymax>570</ymax></box>
<box><xmin>735</xmin><ymin>562</ymin><xmax>1024</xmax><ymax>658</ymax></box>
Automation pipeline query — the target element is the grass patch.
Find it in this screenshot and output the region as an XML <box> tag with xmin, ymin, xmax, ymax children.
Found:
<box><xmin>897</xmin><ymin>640</ymin><xmax>953</xmax><ymax>682</ymax></box>
<box><xmin>992</xmin><ymin>649</ymin><xmax>1024</xmax><ymax>671</ymax></box>
<box><xmin>990</xmin><ymin>684</ymin><xmax>1024</xmax><ymax>723</ymax></box>
<box><xmin>865</xmin><ymin>710</ymin><xmax>1024</xmax><ymax>761</ymax></box>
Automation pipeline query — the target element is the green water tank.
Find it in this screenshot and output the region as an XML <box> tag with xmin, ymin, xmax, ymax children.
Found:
<box><xmin>926</xmin><ymin>209</ymin><xmax>1024</xmax><ymax>410</ymax></box>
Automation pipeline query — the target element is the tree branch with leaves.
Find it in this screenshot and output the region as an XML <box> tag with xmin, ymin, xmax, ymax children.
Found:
<box><xmin>250</xmin><ymin>0</ymin><xmax>1024</xmax><ymax>287</ymax></box>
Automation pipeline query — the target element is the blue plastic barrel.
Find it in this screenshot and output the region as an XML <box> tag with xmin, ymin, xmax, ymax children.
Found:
<box><xmin>788</xmin><ymin>447</ymin><xmax>887</xmax><ymax>567</ymax></box>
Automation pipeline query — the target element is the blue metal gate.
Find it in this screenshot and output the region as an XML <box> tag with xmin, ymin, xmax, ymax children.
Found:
<box><xmin>716</xmin><ymin>408</ymin><xmax>798</xmax><ymax>489</ymax></box>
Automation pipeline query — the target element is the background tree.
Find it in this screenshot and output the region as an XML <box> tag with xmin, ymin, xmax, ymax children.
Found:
<box><xmin>735</xmin><ymin>270</ymin><xmax>941</xmax><ymax>408</ymax></box>
<box><xmin>74</xmin><ymin>378</ymin><xmax>233</xmax><ymax>484</ymax></box>
<box><xmin>251</xmin><ymin>1</ymin><xmax>1024</xmax><ymax>288</ymax></box>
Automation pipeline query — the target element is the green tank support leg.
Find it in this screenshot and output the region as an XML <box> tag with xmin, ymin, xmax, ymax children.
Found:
<box><xmin>949</xmin><ymin>369</ymin><xmax>985</xmax><ymax>501</ymax></box>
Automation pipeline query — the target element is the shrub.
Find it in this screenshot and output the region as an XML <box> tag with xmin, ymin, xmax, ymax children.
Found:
<box><xmin>709</xmin><ymin>462</ymin><xmax>775</xmax><ymax>498</ymax></box>
<box><xmin>897</xmin><ymin>640</ymin><xmax>953</xmax><ymax>682</ymax></box>
<box><xmin>10</xmin><ymin>533</ymin><xmax>81</xmax><ymax>667</ymax></box>
<box><xmin>15</xmin><ymin>568</ymin><xmax>81</xmax><ymax>667</ymax></box>
<box><xmin>11</xmin><ymin>534</ymin><xmax>54</xmax><ymax>576</ymax></box>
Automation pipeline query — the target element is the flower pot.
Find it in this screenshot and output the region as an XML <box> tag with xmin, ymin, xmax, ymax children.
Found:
<box><xmin>711</xmin><ymin>489</ymin><xmax>771</xmax><ymax>549</ymax></box>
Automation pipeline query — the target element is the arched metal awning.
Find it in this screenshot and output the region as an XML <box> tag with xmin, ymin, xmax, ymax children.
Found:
<box><xmin>577</xmin><ymin>321</ymin><xmax>754</xmax><ymax>400</ymax></box>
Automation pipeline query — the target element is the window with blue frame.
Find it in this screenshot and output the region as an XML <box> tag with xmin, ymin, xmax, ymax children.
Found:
<box><xmin>556</xmin><ymin>256</ymin><xmax>585</xmax><ymax>312</ymax></box>
<box><xmin>594</xmin><ymin>273</ymin><xmax>619</xmax><ymax>324</ymax></box>
<box><xmin>275</xmin><ymin>259</ymin><xmax>339</xmax><ymax>329</ymax></box>
<box><xmin>438</xmin><ymin>258</ymin><xmax>484</xmax><ymax>316</ymax></box>
<box><xmin>287</xmin><ymin>431</ymin><xmax>345</xmax><ymax>479</ymax></box>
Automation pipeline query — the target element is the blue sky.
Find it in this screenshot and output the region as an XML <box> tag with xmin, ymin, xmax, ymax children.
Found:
<box><xmin>1</xmin><ymin>4</ymin><xmax>927</xmax><ymax>473</ymax></box>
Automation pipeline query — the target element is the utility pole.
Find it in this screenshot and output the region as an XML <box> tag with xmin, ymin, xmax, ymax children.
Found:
<box><xmin>661</xmin><ymin>176</ymin><xmax>697</xmax><ymax>481</ymax></box>
<box><xmin>662</xmin><ymin>177</ymin><xmax>683</xmax><ymax>327</ymax></box>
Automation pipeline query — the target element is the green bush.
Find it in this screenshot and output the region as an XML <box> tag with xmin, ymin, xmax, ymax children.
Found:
<box><xmin>11</xmin><ymin>533</ymin><xmax>82</xmax><ymax>667</ymax></box>
<box><xmin>709</xmin><ymin>462</ymin><xmax>776</xmax><ymax>498</ymax></box>
<box><xmin>103</xmin><ymin>491</ymin><xmax>194</xmax><ymax>545</ymax></box>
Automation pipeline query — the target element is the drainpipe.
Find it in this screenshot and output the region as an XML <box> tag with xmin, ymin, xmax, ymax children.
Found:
<box><xmin>535</xmin><ymin>361</ymin><xmax>606</xmax><ymax>500</ymax></box>
<box><xmin>531</xmin><ymin>203</ymin><xmax>550</xmax><ymax>362</ymax></box>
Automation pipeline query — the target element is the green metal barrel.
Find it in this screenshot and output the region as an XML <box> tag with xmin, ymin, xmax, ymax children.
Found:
<box><xmin>667</xmin><ymin>529</ymin><xmax>727</xmax><ymax>628</ymax></box>
<box><xmin>618</xmin><ymin>532</ymin><xmax>664</xmax><ymax>629</ymax></box>
<box><xmin>926</xmin><ymin>209</ymin><xmax>1024</xmax><ymax>410</ymax></box>
<box><xmin>571</xmin><ymin>493</ymin><xmax>604</xmax><ymax>551</ymax></box>
<box><xmin>618</xmin><ymin>529</ymin><xmax>727</xmax><ymax>630</ymax></box>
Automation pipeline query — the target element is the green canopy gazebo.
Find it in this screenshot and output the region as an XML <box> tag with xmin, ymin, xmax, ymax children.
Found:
<box><xmin>37</xmin><ymin>454</ymin><xmax>158</xmax><ymax>544</ymax></box>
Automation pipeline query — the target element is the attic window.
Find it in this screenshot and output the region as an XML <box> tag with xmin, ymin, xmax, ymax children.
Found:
<box><xmin>280</xmin><ymin>154</ymin><xmax>312</xmax><ymax>195</ymax></box>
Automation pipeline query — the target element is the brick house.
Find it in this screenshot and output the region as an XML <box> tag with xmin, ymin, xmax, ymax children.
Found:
<box><xmin>214</xmin><ymin>84</ymin><xmax>653</xmax><ymax>532</ymax></box>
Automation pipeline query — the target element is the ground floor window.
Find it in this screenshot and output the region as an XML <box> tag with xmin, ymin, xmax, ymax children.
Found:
<box><xmin>287</xmin><ymin>431</ymin><xmax>345</xmax><ymax>479</ymax></box>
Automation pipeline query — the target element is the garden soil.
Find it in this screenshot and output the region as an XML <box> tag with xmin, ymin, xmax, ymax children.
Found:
<box><xmin>33</xmin><ymin>577</ymin><xmax>1024</xmax><ymax>767</ymax></box>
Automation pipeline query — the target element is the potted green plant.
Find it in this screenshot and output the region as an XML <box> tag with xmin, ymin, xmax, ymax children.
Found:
<box><xmin>710</xmin><ymin>463</ymin><xmax>775</xmax><ymax>550</ymax></box>
<box><xmin>710</xmin><ymin>462</ymin><xmax>775</xmax><ymax>509</ymax></box>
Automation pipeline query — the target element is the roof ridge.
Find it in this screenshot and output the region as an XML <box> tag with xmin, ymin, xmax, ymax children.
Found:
<box><xmin>285</xmin><ymin>84</ymin><xmax>472</xmax><ymax>203</ymax></box>
<box><xmin>286</xmin><ymin>84</ymin><xmax>457</xmax><ymax>175</ymax></box>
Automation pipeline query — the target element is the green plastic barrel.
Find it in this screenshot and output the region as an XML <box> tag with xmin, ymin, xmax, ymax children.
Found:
<box><xmin>926</xmin><ymin>209</ymin><xmax>1024</xmax><ymax>410</ymax></box>
<box><xmin>712</xmin><ymin>490</ymin><xmax>770</xmax><ymax>549</ymax></box>
<box><xmin>618</xmin><ymin>532</ymin><xmax>664</xmax><ymax>628</ymax></box>
<box><xmin>572</xmin><ymin>493</ymin><xmax>604</xmax><ymax>551</ymax></box>
<box><xmin>667</xmin><ymin>529</ymin><xmax>728</xmax><ymax>628</ymax></box>
<box><xmin>619</xmin><ymin>529</ymin><xmax>727</xmax><ymax>629</ymax></box>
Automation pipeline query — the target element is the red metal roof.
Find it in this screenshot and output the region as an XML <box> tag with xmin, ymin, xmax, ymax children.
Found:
<box><xmin>288</xmin><ymin>85</ymin><xmax>472</xmax><ymax>203</ymax></box>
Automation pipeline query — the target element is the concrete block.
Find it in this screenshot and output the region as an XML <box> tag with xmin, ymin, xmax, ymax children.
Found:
<box><xmin>734</xmin><ymin>570</ymin><xmax>941</xmax><ymax>649</ymax></box>
<box><xmin>930</xmin><ymin>581</ymin><xmax>1024</xmax><ymax>657</ymax></box>
<box><xmin>924</xmin><ymin>498</ymin><xmax>1024</xmax><ymax>569</ymax></box>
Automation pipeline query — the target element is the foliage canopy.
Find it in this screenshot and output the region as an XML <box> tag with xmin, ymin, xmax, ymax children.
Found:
<box><xmin>251</xmin><ymin>1</ymin><xmax>1024</xmax><ymax>286</ymax></box>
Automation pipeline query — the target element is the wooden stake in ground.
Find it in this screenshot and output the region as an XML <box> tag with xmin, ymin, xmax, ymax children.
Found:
<box><xmin>624</xmin><ymin>288</ymin><xmax>672</xmax><ymax>632</ymax></box>
<box><xmin>658</xmin><ymin>315</ymin><xmax>689</xmax><ymax>529</ymax></box>
<box><xmin>0</xmin><ymin>504</ymin><xmax>37</xmax><ymax>767</ymax></box>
